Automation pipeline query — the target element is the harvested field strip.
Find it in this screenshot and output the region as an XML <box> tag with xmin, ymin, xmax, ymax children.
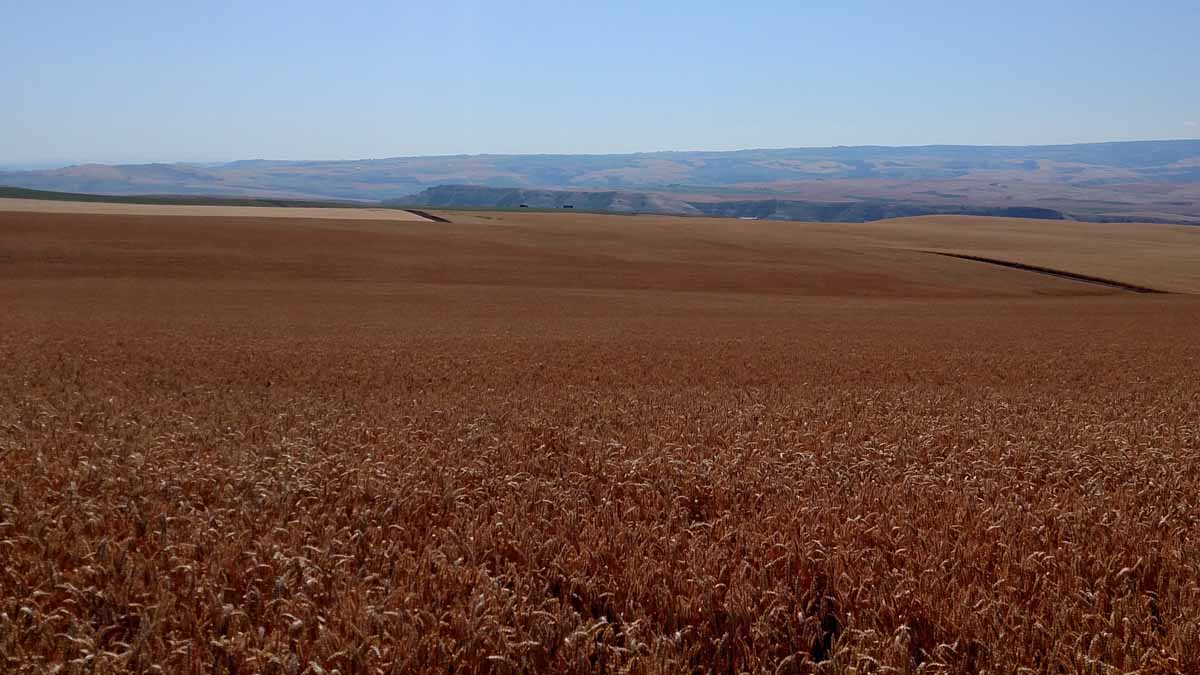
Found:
<box><xmin>0</xmin><ymin>197</ymin><xmax>435</xmax><ymax>222</ymax></box>
<box><xmin>917</xmin><ymin>250</ymin><xmax>1169</xmax><ymax>293</ymax></box>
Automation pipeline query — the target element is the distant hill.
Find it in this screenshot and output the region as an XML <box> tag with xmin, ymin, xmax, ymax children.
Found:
<box><xmin>4</xmin><ymin>140</ymin><xmax>1200</xmax><ymax>222</ymax></box>
<box><xmin>392</xmin><ymin>185</ymin><xmax>704</xmax><ymax>215</ymax></box>
<box><xmin>397</xmin><ymin>185</ymin><xmax>1070</xmax><ymax>222</ymax></box>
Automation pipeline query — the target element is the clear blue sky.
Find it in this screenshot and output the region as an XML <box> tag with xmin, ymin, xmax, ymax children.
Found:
<box><xmin>3</xmin><ymin>0</ymin><xmax>1198</xmax><ymax>164</ymax></box>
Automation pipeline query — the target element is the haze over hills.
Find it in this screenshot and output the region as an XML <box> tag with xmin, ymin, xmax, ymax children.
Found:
<box><xmin>4</xmin><ymin>140</ymin><xmax>1200</xmax><ymax>223</ymax></box>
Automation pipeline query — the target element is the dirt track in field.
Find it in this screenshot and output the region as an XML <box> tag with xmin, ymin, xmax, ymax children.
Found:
<box><xmin>916</xmin><ymin>250</ymin><xmax>1169</xmax><ymax>293</ymax></box>
<box><xmin>2</xmin><ymin>204</ymin><xmax>1198</xmax><ymax>673</ymax></box>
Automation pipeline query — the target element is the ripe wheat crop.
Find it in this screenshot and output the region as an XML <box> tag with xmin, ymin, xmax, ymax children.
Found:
<box><xmin>2</xmin><ymin>208</ymin><xmax>1198</xmax><ymax>672</ymax></box>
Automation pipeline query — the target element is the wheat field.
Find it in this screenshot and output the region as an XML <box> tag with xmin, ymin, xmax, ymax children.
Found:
<box><xmin>2</xmin><ymin>207</ymin><xmax>1198</xmax><ymax>673</ymax></box>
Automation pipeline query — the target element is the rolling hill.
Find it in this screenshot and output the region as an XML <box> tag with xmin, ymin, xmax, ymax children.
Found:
<box><xmin>4</xmin><ymin>140</ymin><xmax>1200</xmax><ymax>222</ymax></box>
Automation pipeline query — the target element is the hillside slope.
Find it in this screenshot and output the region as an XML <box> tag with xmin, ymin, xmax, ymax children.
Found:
<box><xmin>2</xmin><ymin>207</ymin><xmax>1168</xmax><ymax>299</ymax></box>
<box><xmin>835</xmin><ymin>215</ymin><xmax>1200</xmax><ymax>293</ymax></box>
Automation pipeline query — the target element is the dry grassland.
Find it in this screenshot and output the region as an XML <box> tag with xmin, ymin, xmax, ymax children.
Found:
<box><xmin>1</xmin><ymin>207</ymin><xmax>1198</xmax><ymax>673</ymax></box>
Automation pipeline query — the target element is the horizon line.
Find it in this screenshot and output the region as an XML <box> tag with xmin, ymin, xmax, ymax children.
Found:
<box><xmin>5</xmin><ymin>137</ymin><xmax>1200</xmax><ymax>171</ymax></box>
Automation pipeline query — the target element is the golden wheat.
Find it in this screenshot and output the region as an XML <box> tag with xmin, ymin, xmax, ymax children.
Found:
<box><xmin>1</xmin><ymin>208</ymin><xmax>1198</xmax><ymax>673</ymax></box>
